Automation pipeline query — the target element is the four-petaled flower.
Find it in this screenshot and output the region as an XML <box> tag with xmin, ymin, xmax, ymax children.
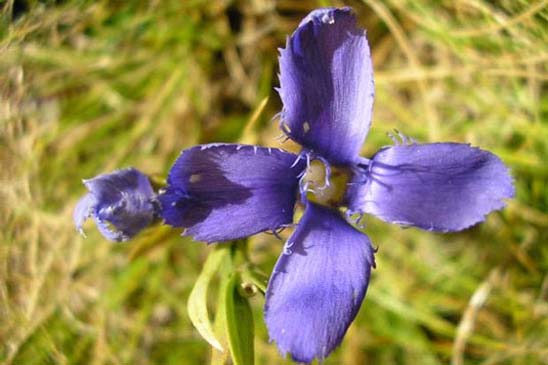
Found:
<box><xmin>74</xmin><ymin>7</ymin><xmax>514</xmax><ymax>364</ymax></box>
<box><xmin>159</xmin><ymin>7</ymin><xmax>513</xmax><ymax>363</ymax></box>
<box><xmin>74</xmin><ymin>168</ymin><xmax>157</xmax><ymax>242</ymax></box>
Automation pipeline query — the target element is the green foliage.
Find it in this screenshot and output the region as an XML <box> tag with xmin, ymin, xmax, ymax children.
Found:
<box><xmin>1</xmin><ymin>0</ymin><xmax>547</xmax><ymax>364</ymax></box>
<box><xmin>187</xmin><ymin>246</ymin><xmax>229</xmax><ymax>352</ymax></box>
<box><xmin>224</xmin><ymin>272</ymin><xmax>255</xmax><ymax>365</ymax></box>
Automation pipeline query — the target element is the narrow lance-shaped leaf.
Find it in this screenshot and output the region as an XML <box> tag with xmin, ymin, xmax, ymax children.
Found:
<box><xmin>210</xmin><ymin>249</ymin><xmax>234</xmax><ymax>365</ymax></box>
<box><xmin>187</xmin><ymin>246</ymin><xmax>229</xmax><ymax>351</ymax></box>
<box><xmin>225</xmin><ymin>273</ymin><xmax>255</xmax><ymax>365</ymax></box>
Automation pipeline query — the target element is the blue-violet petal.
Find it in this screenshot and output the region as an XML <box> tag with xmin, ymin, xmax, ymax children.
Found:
<box><xmin>75</xmin><ymin>168</ymin><xmax>156</xmax><ymax>242</ymax></box>
<box><xmin>278</xmin><ymin>7</ymin><xmax>374</xmax><ymax>165</ymax></box>
<box><xmin>159</xmin><ymin>144</ymin><xmax>305</xmax><ymax>243</ymax></box>
<box><xmin>74</xmin><ymin>193</ymin><xmax>95</xmax><ymax>234</ymax></box>
<box><xmin>265</xmin><ymin>202</ymin><xmax>375</xmax><ymax>363</ymax></box>
<box><xmin>348</xmin><ymin>143</ymin><xmax>515</xmax><ymax>232</ymax></box>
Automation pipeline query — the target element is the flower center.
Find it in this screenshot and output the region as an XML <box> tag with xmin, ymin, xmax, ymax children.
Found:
<box><xmin>302</xmin><ymin>159</ymin><xmax>351</xmax><ymax>207</ymax></box>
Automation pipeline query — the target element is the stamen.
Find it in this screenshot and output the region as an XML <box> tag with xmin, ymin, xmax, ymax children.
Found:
<box><xmin>314</xmin><ymin>155</ymin><xmax>332</xmax><ymax>191</ymax></box>
<box><xmin>301</xmin><ymin>157</ymin><xmax>352</xmax><ymax>208</ymax></box>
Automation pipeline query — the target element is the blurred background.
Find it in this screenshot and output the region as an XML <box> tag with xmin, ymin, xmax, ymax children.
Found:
<box><xmin>1</xmin><ymin>0</ymin><xmax>547</xmax><ymax>364</ymax></box>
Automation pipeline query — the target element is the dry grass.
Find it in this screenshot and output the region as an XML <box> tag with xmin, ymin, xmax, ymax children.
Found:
<box><xmin>1</xmin><ymin>0</ymin><xmax>547</xmax><ymax>364</ymax></box>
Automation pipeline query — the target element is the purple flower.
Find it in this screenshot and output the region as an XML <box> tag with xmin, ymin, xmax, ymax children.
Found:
<box><xmin>74</xmin><ymin>168</ymin><xmax>157</xmax><ymax>242</ymax></box>
<box><xmin>160</xmin><ymin>7</ymin><xmax>514</xmax><ymax>363</ymax></box>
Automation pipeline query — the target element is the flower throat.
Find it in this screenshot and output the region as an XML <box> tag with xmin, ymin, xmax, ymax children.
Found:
<box><xmin>302</xmin><ymin>159</ymin><xmax>352</xmax><ymax>208</ymax></box>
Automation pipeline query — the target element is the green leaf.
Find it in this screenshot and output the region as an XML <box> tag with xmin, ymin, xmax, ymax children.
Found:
<box><xmin>187</xmin><ymin>246</ymin><xmax>229</xmax><ymax>351</ymax></box>
<box><xmin>210</xmin><ymin>261</ymin><xmax>233</xmax><ymax>365</ymax></box>
<box><xmin>225</xmin><ymin>273</ymin><xmax>255</xmax><ymax>365</ymax></box>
